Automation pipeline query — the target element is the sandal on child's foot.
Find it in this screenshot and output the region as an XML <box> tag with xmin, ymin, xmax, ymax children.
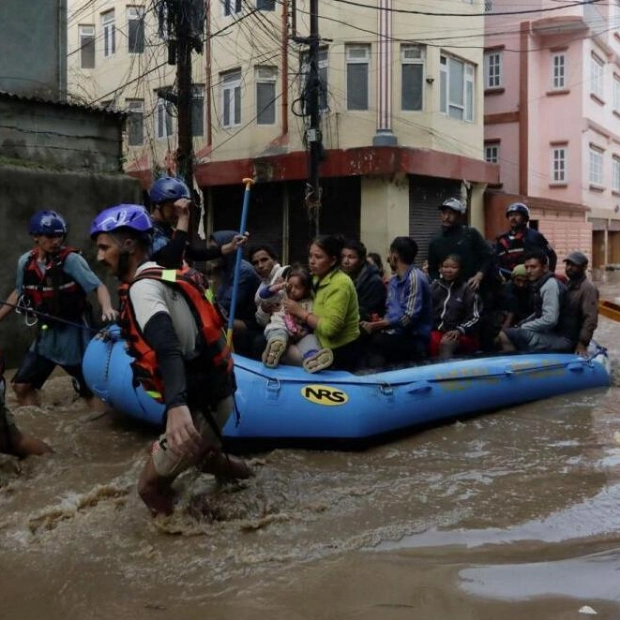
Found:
<box><xmin>262</xmin><ymin>338</ymin><xmax>287</xmax><ymax>368</ymax></box>
<box><xmin>302</xmin><ymin>348</ymin><xmax>334</xmax><ymax>373</ymax></box>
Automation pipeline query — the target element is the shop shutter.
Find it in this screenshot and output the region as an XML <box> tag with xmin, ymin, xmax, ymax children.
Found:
<box><xmin>288</xmin><ymin>177</ymin><xmax>361</xmax><ymax>265</ymax></box>
<box><xmin>211</xmin><ymin>183</ymin><xmax>285</xmax><ymax>258</ymax></box>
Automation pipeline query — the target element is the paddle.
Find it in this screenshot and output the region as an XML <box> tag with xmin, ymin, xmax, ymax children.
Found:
<box><xmin>226</xmin><ymin>177</ymin><xmax>254</xmax><ymax>347</ymax></box>
<box><xmin>598</xmin><ymin>299</ymin><xmax>620</xmax><ymax>322</ymax></box>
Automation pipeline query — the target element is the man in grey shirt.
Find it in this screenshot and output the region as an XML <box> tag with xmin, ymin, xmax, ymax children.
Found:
<box><xmin>497</xmin><ymin>250</ymin><xmax>573</xmax><ymax>353</ymax></box>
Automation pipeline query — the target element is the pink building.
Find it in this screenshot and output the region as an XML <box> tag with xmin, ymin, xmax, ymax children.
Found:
<box><xmin>484</xmin><ymin>0</ymin><xmax>620</xmax><ymax>269</ymax></box>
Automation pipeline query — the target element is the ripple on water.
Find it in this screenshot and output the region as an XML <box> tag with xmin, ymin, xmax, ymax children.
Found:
<box><xmin>460</xmin><ymin>547</ymin><xmax>620</xmax><ymax>603</ymax></box>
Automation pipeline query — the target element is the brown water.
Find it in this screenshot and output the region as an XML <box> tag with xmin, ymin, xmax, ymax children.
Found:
<box><xmin>2</xmin><ymin>277</ymin><xmax>620</xmax><ymax>619</ymax></box>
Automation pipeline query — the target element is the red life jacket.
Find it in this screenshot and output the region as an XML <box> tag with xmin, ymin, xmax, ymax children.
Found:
<box><xmin>21</xmin><ymin>246</ymin><xmax>88</xmax><ymax>325</ymax></box>
<box><xmin>119</xmin><ymin>266</ymin><xmax>233</xmax><ymax>403</ymax></box>
<box><xmin>496</xmin><ymin>230</ymin><xmax>526</xmax><ymax>270</ymax></box>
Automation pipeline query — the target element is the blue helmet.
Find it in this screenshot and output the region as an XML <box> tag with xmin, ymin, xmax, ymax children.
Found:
<box><xmin>148</xmin><ymin>176</ymin><xmax>190</xmax><ymax>204</ymax></box>
<box><xmin>28</xmin><ymin>210</ymin><xmax>67</xmax><ymax>236</ymax></box>
<box><xmin>506</xmin><ymin>202</ymin><xmax>530</xmax><ymax>220</ymax></box>
<box><xmin>90</xmin><ymin>204</ymin><xmax>152</xmax><ymax>239</ymax></box>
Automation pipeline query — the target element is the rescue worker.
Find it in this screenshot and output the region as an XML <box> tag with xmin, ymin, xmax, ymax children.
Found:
<box><xmin>0</xmin><ymin>348</ymin><xmax>52</xmax><ymax>457</ymax></box>
<box><xmin>91</xmin><ymin>204</ymin><xmax>251</xmax><ymax>517</ymax></box>
<box><xmin>494</xmin><ymin>202</ymin><xmax>557</xmax><ymax>278</ymax></box>
<box><xmin>148</xmin><ymin>176</ymin><xmax>246</xmax><ymax>268</ymax></box>
<box><xmin>0</xmin><ymin>210</ymin><xmax>117</xmax><ymax>407</ymax></box>
<box><xmin>563</xmin><ymin>251</ymin><xmax>599</xmax><ymax>357</ymax></box>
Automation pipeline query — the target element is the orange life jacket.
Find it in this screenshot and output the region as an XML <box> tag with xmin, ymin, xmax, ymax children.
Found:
<box><xmin>22</xmin><ymin>246</ymin><xmax>88</xmax><ymax>325</ymax></box>
<box><xmin>119</xmin><ymin>266</ymin><xmax>233</xmax><ymax>403</ymax></box>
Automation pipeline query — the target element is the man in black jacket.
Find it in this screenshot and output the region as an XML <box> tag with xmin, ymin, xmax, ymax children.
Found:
<box><xmin>427</xmin><ymin>197</ymin><xmax>495</xmax><ymax>292</ymax></box>
<box><xmin>341</xmin><ymin>239</ymin><xmax>386</xmax><ymax>321</ymax></box>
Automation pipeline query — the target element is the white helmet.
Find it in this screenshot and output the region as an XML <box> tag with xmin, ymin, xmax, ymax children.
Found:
<box><xmin>439</xmin><ymin>197</ymin><xmax>467</xmax><ymax>214</ymax></box>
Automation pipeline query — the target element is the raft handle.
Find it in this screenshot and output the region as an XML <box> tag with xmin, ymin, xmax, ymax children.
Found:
<box><xmin>567</xmin><ymin>362</ymin><xmax>585</xmax><ymax>373</ymax></box>
<box><xmin>379</xmin><ymin>383</ymin><xmax>394</xmax><ymax>397</ymax></box>
<box><xmin>265</xmin><ymin>377</ymin><xmax>281</xmax><ymax>400</ymax></box>
<box><xmin>405</xmin><ymin>381</ymin><xmax>432</xmax><ymax>395</ymax></box>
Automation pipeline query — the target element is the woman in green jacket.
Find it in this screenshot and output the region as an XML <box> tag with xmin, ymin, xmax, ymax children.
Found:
<box><xmin>284</xmin><ymin>235</ymin><xmax>361</xmax><ymax>372</ymax></box>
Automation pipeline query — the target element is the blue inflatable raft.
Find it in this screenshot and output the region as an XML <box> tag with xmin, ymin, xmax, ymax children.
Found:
<box><xmin>83</xmin><ymin>326</ymin><xmax>611</xmax><ymax>448</ymax></box>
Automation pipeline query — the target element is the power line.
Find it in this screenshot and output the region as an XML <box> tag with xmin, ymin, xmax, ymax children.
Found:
<box><xmin>328</xmin><ymin>0</ymin><xmax>603</xmax><ymax>18</ymax></box>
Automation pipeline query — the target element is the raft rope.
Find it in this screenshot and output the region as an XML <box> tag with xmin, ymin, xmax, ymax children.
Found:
<box><xmin>0</xmin><ymin>297</ymin><xmax>99</xmax><ymax>332</ymax></box>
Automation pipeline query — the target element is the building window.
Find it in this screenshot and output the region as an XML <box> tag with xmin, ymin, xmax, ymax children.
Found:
<box><xmin>589</xmin><ymin>146</ymin><xmax>604</xmax><ymax>186</ymax></box>
<box><xmin>484</xmin><ymin>144</ymin><xmax>499</xmax><ymax>163</ymax></box>
<box><xmin>126</xmin><ymin>99</ymin><xmax>144</xmax><ymax>146</ymax></box>
<box><xmin>613</xmin><ymin>156</ymin><xmax>620</xmax><ymax>192</ymax></box>
<box><xmin>551</xmin><ymin>53</ymin><xmax>566</xmax><ymax>90</ymax></box>
<box><xmin>401</xmin><ymin>44</ymin><xmax>424</xmax><ymax>111</ymax></box>
<box><xmin>301</xmin><ymin>48</ymin><xmax>329</xmax><ymax>113</ymax></box>
<box><xmin>552</xmin><ymin>147</ymin><xmax>567</xmax><ymax>183</ymax></box>
<box><xmin>78</xmin><ymin>25</ymin><xmax>96</xmax><ymax>69</ymax></box>
<box><xmin>257</xmin><ymin>0</ymin><xmax>275</xmax><ymax>9</ymax></box>
<box><xmin>346</xmin><ymin>44</ymin><xmax>370</xmax><ymax>111</ymax></box>
<box><xmin>127</xmin><ymin>6</ymin><xmax>145</xmax><ymax>53</ymax></box>
<box><xmin>484</xmin><ymin>51</ymin><xmax>502</xmax><ymax>89</ymax></box>
<box><xmin>221</xmin><ymin>69</ymin><xmax>241</xmax><ymax>127</ymax></box>
<box><xmin>256</xmin><ymin>66</ymin><xmax>277</xmax><ymax>124</ymax></box>
<box><xmin>591</xmin><ymin>53</ymin><xmax>604</xmax><ymax>99</ymax></box>
<box><xmin>156</xmin><ymin>96</ymin><xmax>174</xmax><ymax>138</ymax></box>
<box><xmin>192</xmin><ymin>85</ymin><xmax>204</xmax><ymax>136</ymax></box>
<box><xmin>224</xmin><ymin>0</ymin><xmax>242</xmax><ymax>16</ymax></box>
<box><xmin>102</xmin><ymin>10</ymin><xmax>116</xmax><ymax>57</ymax></box>
<box><xmin>440</xmin><ymin>53</ymin><xmax>475</xmax><ymax>122</ymax></box>
<box><xmin>614</xmin><ymin>75</ymin><xmax>620</xmax><ymax>111</ymax></box>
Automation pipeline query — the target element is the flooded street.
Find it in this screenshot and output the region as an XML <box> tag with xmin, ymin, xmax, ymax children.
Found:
<box><xmin>1</xmin><ymin>277</ymin><xmax>620</xmax><ymax>619</ymax></box>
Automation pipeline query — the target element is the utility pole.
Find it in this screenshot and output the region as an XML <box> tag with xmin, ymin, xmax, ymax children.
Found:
<box><xmin>307</xmin><ymin>0</ymin><xmax>321</xmax><ymax>236</ymax></box>
<box><xmin>293</xmin><ymin>0</ymin><xmax>323</xmax><ymax>236</ymax></box>
<box><xmin>174</xmin><ymin>0</ymin><xmax>194</xmax><ymax>192</ymax></box>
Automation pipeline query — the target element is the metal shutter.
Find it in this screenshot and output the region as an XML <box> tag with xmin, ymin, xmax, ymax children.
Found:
<box><xmin>288</xmin><ymin>177</ymin><xmax>361</xmax><ymax>265</ymax></box>
<box><xmin>212</xmin><ymin>183</ymin><xmax>285</xmax><ymax>258</ymax></box>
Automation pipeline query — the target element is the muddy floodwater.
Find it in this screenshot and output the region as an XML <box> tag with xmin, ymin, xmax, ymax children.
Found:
<box><xmin>1</xmin><ymin>276</ymin><xmax>620</xmax><ymax>619</ymax></box>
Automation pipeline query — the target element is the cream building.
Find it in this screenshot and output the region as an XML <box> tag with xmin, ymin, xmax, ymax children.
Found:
<box><xmin>67</xmin><ymin>0</ymin><xmax>497</xmax><ymax>262</ymax></box>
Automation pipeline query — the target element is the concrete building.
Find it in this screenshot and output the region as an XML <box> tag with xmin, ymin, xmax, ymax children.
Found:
<box><xmin>67</xmin><ymin>0</ymin><xmax>498</xmax><ymax>263</ymax></box>
<box><xmin>484</xmin><ymin>0</ymin><xmax>620</xmax><ymax>269</ymax></box>
<box><xmin>0</xmin><ymin>0</ymin><xmax>68</xmax><ymax>100</ymax></box>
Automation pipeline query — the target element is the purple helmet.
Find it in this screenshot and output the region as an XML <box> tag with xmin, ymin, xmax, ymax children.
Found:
<box><xmin>90</xmin><ymin>204</ymin><xmax>152</xmax><ymax>239</ymax></box>
<box><xmin>29</xmin><ymin>210</ymin><xmax>67</xmax><ymax>236</ymax></box>
<box><xmin>148</xmin><ymin>176</ymin><xmax>190</xmax><ymax>204</ymax></box>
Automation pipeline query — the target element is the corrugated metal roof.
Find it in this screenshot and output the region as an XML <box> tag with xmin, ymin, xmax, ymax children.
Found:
<box><xmin>0</xmin><ymin>90</ymin><xmax>127</xmax><ymax>117</ymax></box>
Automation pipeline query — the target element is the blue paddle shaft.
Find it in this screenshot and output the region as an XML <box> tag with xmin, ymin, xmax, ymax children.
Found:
<box><xmin>227</xmin><ymin>179</ymin><xmax>254</xmax><ymax>338</ymax></box>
